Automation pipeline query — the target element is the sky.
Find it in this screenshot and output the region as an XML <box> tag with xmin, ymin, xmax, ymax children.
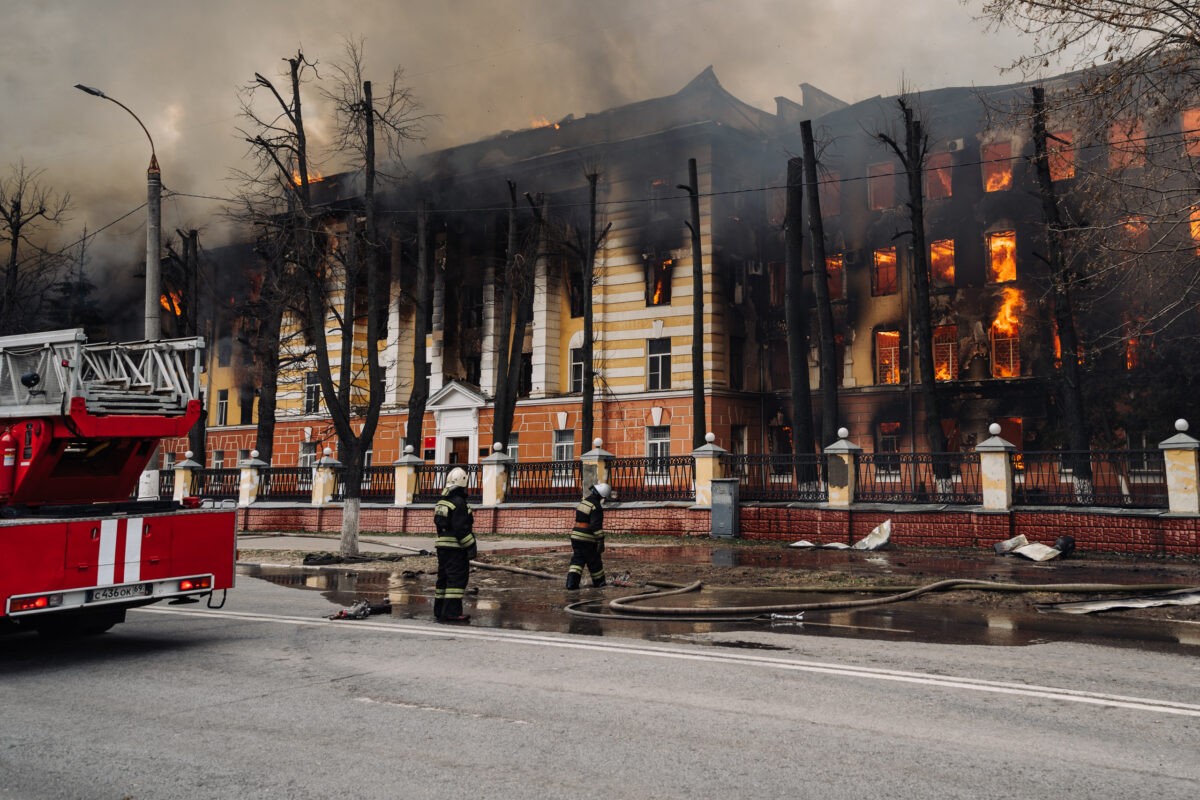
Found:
<box><xmin>1</xmin><ymin>0</ymin><xmax>1051</xmax><ymax>323</ymax></box>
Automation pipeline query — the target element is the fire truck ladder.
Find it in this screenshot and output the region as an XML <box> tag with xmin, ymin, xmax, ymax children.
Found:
<box><xmin>0</xmin><ymin>328</ymin><xmax>205</xmax><ymax>420</ymax></box>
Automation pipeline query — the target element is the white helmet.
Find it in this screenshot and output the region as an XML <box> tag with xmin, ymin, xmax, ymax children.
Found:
<box><xmin>446</xmin><ymin>467</ymin><xmax>469</xmax><ymax>490</ymax></box>
<box><xmin>593</xmin><ymin>483</ymin><xmax>611</xmax><ymax>499</ymax></box>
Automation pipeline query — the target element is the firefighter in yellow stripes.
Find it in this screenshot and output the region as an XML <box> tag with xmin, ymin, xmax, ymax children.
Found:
<box><xmin>433</xmin><ymin>467</ymin><xmax>475</xmax><ymax>623</ymax></box>
<box><xmin>565</xmin><ymin>483</ymin><xmax>611</xmax><ymax>589</ymax></box>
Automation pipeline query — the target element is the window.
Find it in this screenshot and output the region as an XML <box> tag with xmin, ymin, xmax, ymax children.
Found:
<box><xmin>1191</xmin><ymin>206</ymin><xmax>1200</xmax><ymax>255</ymax></box>
<box><xmin>934</xmin><ymin>325</ymin><xmax>959</xmax><ymax>381</ymax></box>
<box><xmin>925</xmin><ymin>152</ymin><xmax>953</xmax><ymax>200</ymax></box>
<box><xmin>217</xmin><ymin>337</ymin><xmax>233</xmax><ymax>367</ymax></box>
<box><xmin>162</xmin><ymin>451</ymin><xmax>176</xmax><ymax>470</ymax></box>
<box><xmin>818</xmin><ymin>170</ymin><xmax>841</xmax><ymax>216</ymax></box>
<box><xmin>647</xmin><ymin>425</ymin><xmax>671</xmax><ymax>479</ymax></box>
<box><xmin>1109</xmin><ymin>118</ymin><xmax>1146</xmax><ymax>170</ymax></box>
<box><xmin>991</xmin><ymin>288</ymin><xmax>1024</xmax><ymax>378</ymax></box>
<box><xmin>212</xmin><ymin>450</ymin><xmax>225</xmax><ymax>469</ymax></box>
<box><xmin>645</xmin><ymin>253</ymin><xmax>673</xmax><ymax>306</ymax></box>
<box><xmin>648</xmin><ymin>177</ymin><xmax>669</xmax><ymax>218</ymax></box>
<box><xmin>567</xmin><ymin>259</ymin><xmax>585</xmax><ymax>318</ymax></box>
<box><xmin>216</xmin><ymin>389</ymin><xmax>229</xmax><ymax>426</ymax></box>
<box><xmin>728</xmin><ymin>336</ymin><xmax>744</xmax><ymax>390</ymax></box>
<box><xmin>982</xmin><ymin>141</ymin><xmax>1013</xmax><ymax>192</ymax></box>
<box><xmin>570</xmin><ymin>348</ymin><xmax>586</xmax><ymax>394</ymax></box>
<box><xmin>872</xmin><ymin>247</ymin><xmax>898</xmax><ymax>296</ymax></box>
<box><xmin>987</xmin><ymin>231</ymin><xmax>1017</xmax><ymax>283</ymax></box>
<box><xmin>505</xmin><ymin>433</ymin><xmax>519</xmax><ymax>463</ymax></box>
<box><xmin>1183</xmin><ymin>108</ymin><xmax>1200</xmax><ymax>158</ymax></box>
<box><xmin>875</xmin><ymin>330</ymin><xmax>901</xmax><ymax>385</ymax></box>
<box><xmin>930</xmin><ymin>239</ymin><xmax>955</xmax><ymax>288</ymax></box>
<box><xmin>304</xmin><ymin>372</ymin><xmax>321</xmax><ymax>414</ymax></box>
<box><xmin>552</xmin><ymin>429</ymin><xmax>575</xmax><ymax>484</ymax></box>
<box><xmin>825</xmin><ymin>255</ymin><xmax>845</xmax><ymax>301</ymax></box>
<box><xmin>239</xmin><ymin>388</ymin><xmax>255</xmax><ymax>425</ymax></box>
<box><xmin>1049</xmin><ymin>131</ymin><xmax>1075</xmax><ymax>181</ymax></box>
<box><xmin>768</xmin><ymin>261</ymin><xmax>786</xmax><ymax>307</ymax></box>
<box><xmin>647</xmin><ymin>337</ymin><xmax>671</xmax><ymax>391</ymax></box>
<box><xmin>867</xmin><ymin>162</ymin><xmax>894</xmax><ymax>210</ymax></box>
<box><xmin>298</xmin><ymin>442</ymin><xmax>317</xmax><ymax>467</ymax></box>
<box><xmin>1122</xmin><ymin>215</ymin><xmax>1150</xmax><ymax>250</ymax></box>
<box><xmin>876</xmin><ymin>422</ymin><xmax>902</xmax><ymax>475</ymax></box>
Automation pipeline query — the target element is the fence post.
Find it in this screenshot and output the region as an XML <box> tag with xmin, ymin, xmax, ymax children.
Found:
<box><xmin>1159</xmin><ymin>419</ymin><xmax>1200</xmax><ymax>514</ymax></box>
<box><xmin>976</xmin><ymin>422</ymin><xmax>1016</xmax><ymax>511</ymax></box>
<box><xmin>825</xmin><ymin>428</ymin><xmax>860</xmax><ymax>508</ymax></box>
<box><xmin>482</xmin><ymin>441</ymin><xmax>513</xmax><ymax>505</ymax></box>
<box><xmin>581</xmin><ymin>438</ymin><xmax>613</xmax><ymax>497</ymax></box>
<box><xmin>238</xmin><ymin>450</ymin><xmax>268</xmax><ymax>507</ymax></box>
<box><xmin>393</xmin><ymin>445</ymin><xmax>422</xmax><ymax>507</ymax></box>
<box><xmin>691</xmin><ymin>432</ymin><xmax>726</xmax><ymax>508</ymax></box>
<box><xmin>313</xmin><ymin>447</ymin><xmax>341</xmax><ymax>506</ymax></box>
<box><xmin>173</xmin><ymin>451</ymin><xmax>201</xmax><ymax>502</ymax></box>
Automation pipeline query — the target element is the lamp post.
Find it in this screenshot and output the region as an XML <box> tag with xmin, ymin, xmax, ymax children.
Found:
<box><xmin>75</xmin><ymin>83</ymin><xmax>161</xmax><ymax>341</ymax></box>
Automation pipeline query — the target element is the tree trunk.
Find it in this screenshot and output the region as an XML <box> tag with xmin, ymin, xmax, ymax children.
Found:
<box><xmin>683</xmin><ymin>158</ymin><xmax>707</xmax><ymax>448</ymax></box>
<box><xmin>492</xmin><ymin>182</ymin><xmax>518</xmax><ymax>449</ymax></box>
<box><xmin>800</xmin><ymin>122</ymin><xmax>840</xmax><ymax>448</ymax></box>
<box><xmin>784</xmin><ymin>157</ymin><xmax>816</xmax><ymax>465</ymax></box>
<box><xmin>581</xmin><ymin>173</ymin><xmax>598</xmax><ymax>450</ymax></box>
<box><xmin>406</xmin><ymin>202</ymin><xmax>433</xmax><ymax>452</ymax></box>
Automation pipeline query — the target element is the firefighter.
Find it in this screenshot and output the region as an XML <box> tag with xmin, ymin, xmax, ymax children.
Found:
<box><xmin>433</xmin><ymin>466</ymin><xmax>476</xmax><ymax>623</ymax></box>
<box><xmin>566</xmin><ymin>483</ymin><xmax>611</xmax><ymax>589</ymax></box>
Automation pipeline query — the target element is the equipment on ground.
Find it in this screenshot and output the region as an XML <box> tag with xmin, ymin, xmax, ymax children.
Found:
<box><xmin>0</xmin><ymin>328</ymin><xmax>236</xmax><ymax>636</ymax></box>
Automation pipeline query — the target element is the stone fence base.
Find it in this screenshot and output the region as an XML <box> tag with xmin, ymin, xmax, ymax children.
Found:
<box><xmin>235</xmin><ymin>504</ymin><xmax>1200</xmax><ymax>558</ymax></box>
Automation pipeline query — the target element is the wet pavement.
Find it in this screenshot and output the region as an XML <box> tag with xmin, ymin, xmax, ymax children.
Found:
<box><xmin>236</xmin><ymin>539</ymin><xmax>1200</xmax><ymax>654</ymax></box>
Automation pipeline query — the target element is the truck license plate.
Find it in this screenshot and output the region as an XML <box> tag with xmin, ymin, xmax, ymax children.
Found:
<box><xmin>90</xmin><ymin>584</ymin><xmax>149</xmax><ymax>602</ymax></box>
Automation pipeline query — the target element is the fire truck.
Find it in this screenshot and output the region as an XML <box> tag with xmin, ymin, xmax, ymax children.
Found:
<box><xmin>0</xmin><ymin>328</ymin><xmax>235</xmax><ymax>636</ymax></box>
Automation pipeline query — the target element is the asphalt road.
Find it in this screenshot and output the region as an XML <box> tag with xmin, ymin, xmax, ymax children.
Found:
<box><xmin>2</xmin><ymin>575</ymin><xmax>1199</xmax><ymax>800</ymax></box>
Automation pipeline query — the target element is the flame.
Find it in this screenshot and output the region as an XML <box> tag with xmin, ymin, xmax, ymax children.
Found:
<box><xmin>930</xmin><ymin>239</ymin><xmax>955</xmax><ymax>286</ymax></box>
<box><xmin>934</xmin><ymin>363</ymin><xmax>953</xmax><ymax>381</ymax></box>
<box><xmin>1184</xmin><ymin>107</ymin><xmax>1200</xmax><ymax>158</ymax></box>
<box><xmin>651</xmin><ymin>258</ymin><xmax>673</xmax><ymax>305</ymax></box>
<box><xmin>160</xmin><ymin>290</ymin><xmax>183</xmax><ymax>316</ymax></box>
<box><xmin>1049</xmin><ymin>131</ymin><xmax>1075</xmax><ymax>180</ymax></box>
<box><xmin>531</xmin><ymin>116</ymin><xmax>560</xmax><ymax>130</ymax></box>
<box><xmin>992</xmin><ymin>287</ymin><xmax>1024</xmax><ymax>336</ymax></box>
<box><xmin>291</xmin><ymin>167</ymin><xmax>323</xmax><ymax>186</ymax></box>
<box><xmin>876</xmin><ymin>330</ymin><xmax>901</xmax><ymax>384</ymax></box>
<box><xmin>1190</xmin><ymin>206</ymin><xmax>1200</xmax><ymax>255</ymax></box>
<box><xmin>987</xmin><ymin>231</ymin><xmax>1017</xmax><ymax>283</ymax></box>
<box><xmin>933</xmin><ymin>325</ymin><xmax>957</xmax><ymax>381</ymax></box>
<box><xmin>982</xmin><ymin>142</ymin><xmax>1013</xmax><ymax>192</ymax></box>
<box><xmin>990</xmin><ymin>287</ymin><xmax>1023</xmax><ymax>378</ymax></box>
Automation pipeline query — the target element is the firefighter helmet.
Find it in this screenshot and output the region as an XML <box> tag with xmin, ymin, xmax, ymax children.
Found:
<box><xmin>446</xmin><ymin>467</ymin><xmax>469</xmax><ymax>490</ymax></box>
<box><xmin>593</xmin><ymin>483</ymin><xmax>612</xmax><ymax>499</ymax></box>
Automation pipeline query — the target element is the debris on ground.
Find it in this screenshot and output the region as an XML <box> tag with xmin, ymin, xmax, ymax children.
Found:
<box><xmin>994</xmin><ymin>534</ymin><xmax>1077</xmax><ymax>562</ymax></box>
<box><xmin>304</xmin><ymin>551</ymin><xmax>405</xmax><ymax>566</ymax></box>
<box><xmin>1037</xmin><ymin>588</ymin><xmax>1200</xmax><ymax>615</ymax></box>
<box><xmin>790</xmin><ymin>519</ymin><xmax>892</xmax><ymax>551</ymax></box>
<box><xmin>327</xmin><ymin>599</ymin><xmax>392</xmax><ymax>620</ymax></box>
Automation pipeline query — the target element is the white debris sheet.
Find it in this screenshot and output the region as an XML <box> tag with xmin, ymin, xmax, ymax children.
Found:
<box><xmin>790</xmin><ymin>519</ymin><xmax>892</xmax><ymax>551</ymax></box>
<box><xmin>1037</xmin><ymin>588</ymin><xmax>1200</xmax><ymax>615</ymax></box>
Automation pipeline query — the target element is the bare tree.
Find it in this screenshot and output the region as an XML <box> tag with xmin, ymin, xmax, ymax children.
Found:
<box><xmin>0</xmin><ymin>161</ymin><xmax>70</xmax><ymax>335</ymax></box>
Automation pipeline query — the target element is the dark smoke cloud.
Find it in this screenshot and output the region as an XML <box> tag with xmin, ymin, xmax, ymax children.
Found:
<box><xmin>3</xmin><ymin>0</ymin><xmax>1040</xmax><ymax>334</ymax></box>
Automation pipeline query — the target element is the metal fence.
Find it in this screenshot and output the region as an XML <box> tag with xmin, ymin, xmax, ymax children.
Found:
<box><xmin>505</xmin><ymin>460</ymin><xmax>583</xmax><ymax>502</ymax></box>
<box><xmin>260</xmin><ymin>466</ymin><xmax>313</xmax><ymax>502</ymax></box>
<box><xmin>414</xmin><ymin>463</ymin><xmax>483</xmax><ymax>504</ymax></box>
<box><xmin>608</xmin><ymin>456</ymin><xmax>695</xmax><ymax>502</ymax></box>
<box><xmin>722</xmin><ymin>454</ymin><xmax>828</xmax><ymax>502</ymax></box>
<box><xmin>194</xmin><ymin>468</ymin><xmax>240</xmax><ymax>500</ymax></box>
<box><xmin>1013</xmin><ymin>450</ymin><xmax>1168</xmax><ymax>508</ymax></box>
<box><xmin>855</xmin><ymin>452</ymin><xmax>982</xmax><ymax>504</ymax></box>
<box><xmin>158</xmin><ymin>470</ymin><xmax>175</xmax><ymax>499</ymax></box>
<box><xmin>329</xmin><ymin>465</ymin><xmax>396</xmax><ymax>502</ymax></box>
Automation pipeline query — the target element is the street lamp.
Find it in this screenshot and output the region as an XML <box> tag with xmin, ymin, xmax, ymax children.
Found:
<box><xmin>74</xmin><ymin>83</ymin><xmax>161</xmax><ymax>341</ymax></box>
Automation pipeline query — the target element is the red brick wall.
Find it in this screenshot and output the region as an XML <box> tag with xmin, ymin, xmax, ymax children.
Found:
<box><xmin>234</xmin><ymin>503</ymin><xmax>1200</xmax><ymax>557</ymax></box>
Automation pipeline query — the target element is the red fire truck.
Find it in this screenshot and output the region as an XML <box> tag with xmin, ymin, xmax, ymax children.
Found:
<box><xmin>0</xmin><ymin>328</ymin><xmax>235</xmax><ymax>636</ymax></box>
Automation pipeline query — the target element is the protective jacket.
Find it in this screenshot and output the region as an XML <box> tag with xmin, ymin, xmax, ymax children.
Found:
<box><xmin>434</xmin><ymin>486</ymin><xmax>475</xmax><ymax>550</ymax></box>
<box><xmin>434</xmin><ymin>484</ymin><xmax>475</xmax><ymax>621</ymax></box>
<box><xmin>570</xmin><ymin>491</ymin><xmax>605</xmax><ymax>544</ymax></box>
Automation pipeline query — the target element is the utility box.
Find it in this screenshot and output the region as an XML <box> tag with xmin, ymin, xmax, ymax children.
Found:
<box><xmin>710</xmin><ymin>478</ymin><xmax>740</xmax><ymax>538</ymax></box>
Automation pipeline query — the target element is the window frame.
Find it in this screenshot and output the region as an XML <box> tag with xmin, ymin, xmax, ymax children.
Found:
<box><xmin>871</xmin><ymin>246</ymin><xmax>898</xmax><ymax>296</ymax></box>
<box><xmin>647</xmin><ymin>337</ymin><xmax>672</xmax><ymax>391</ymax></box>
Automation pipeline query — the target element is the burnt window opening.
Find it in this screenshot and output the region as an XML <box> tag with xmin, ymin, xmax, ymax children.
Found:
<box><xmin>934</xmin><ymin>325</ymin><xmax>959</xmax><ymax>381</ymax></box>
<box><xmin>1122</xmin><ymin>215</ymin><xmax>1150</xmax><ymax>251</ymax></box>
<box><xmin>1049</xmin><ymin>130</ymin><xmax>1075</xmax><ymax>181</ymax></box>
<box><xmin>647</xmin><ymin>337</ymin><xmax>671</xmax><ymax>391</ymax></box>
<box><xmin>876</xmin><ymin>421</ymin><xmax>902</xmax><ymax>474</ymax></box>
<box><xmin>872</xmin><ymin>247</ymin><xmax>898</xmax><ymax>296</ymax></box>
<box><xmin>1109</xmin><ymin>118</ymin><xmax>1147</xmax><ymax>171</ymax></box>
<box><xmin>930</xmin><ymin>239</ymin><xmax>955</xmax><ymax>288</ymax></box>
<box><xmin>826</xmin><ymin>255</ymin><xmax>845</xmax><ymax>301</ymax></box>
<box><xmin>567</xmin><ymin>259</ymin><xmax>585</xmax><ymax>318</ymax></box>
<box><xmin>987</xmin><ymin>231</ymin><xmax>1017</xmax><ymax>283</ymax></box>
<box><xmin>875</xmin><ymin>329</ymin><xmax>902</xmax><ymax>385</ymax></box>
<box><xmin>867</xmin><ymin>162</ymin><xmax>895</xmax><ymax>210</ymax></box>
<box><xmin>767</xmin><ymin>340</ymin><xmax>789</xmax><ymax>391</ymax></box>
<box><xmin>645</xmin><ymin>253</ymin><xmax>674</xmax><ymax>306</ymax></box>
<box><xmin>463</xmin><ymin>355</ymin><xmax>481</xmax><ymax>387</ymax></box>
<box><xmin>768</xmin><ymin>261</ymin><xmax>786</xmax><ymax>307</ymax></box>
<box><xmin>728</xmin><ymin>336</ymin><xmax>745</xmax><ymax>391</ymax></box>
<box><xmin>518</xmin><ymin>352</ymin><xmax>533</xmax><ymax>398</ymax></box>
<box><xmin>982</xmin><ymin>140</ymin><xmax>1014</xmax><ymax>192</ymax></box>
<box><xmin>767</xmin><ymin>409</ymin><xmax>792</xmax><ymax>459</ymax></box>
<box><xmin>217</xmin><ymin>337</ymin><xmax>233</xmax><ymax>367</ymax></box>
<box><xmin>819</xmin><ymin>170</ymin><xmax>841</xmax><ymax>217</ymax></box>
<box><xmin>1190</xmin><ymin>206</ymin><xmax>1200</xmax><ymax>255</ymax></box>
<box><xmin>462</xmin><ymin>284</ymin><xmax>484</xmax><ymax>328</ymax></box>
<box><xmin>990</xmin><ymin>288</ymin><xmax>1024</xmax><ymax>378</ymax></box>
<box><xmin>925</xmin><ymin>152</ymin><xmax>953</xmax><ymax>200</ymax></box>
<box><xmin>238</xmin><ymin>387</ymin><xmax>255</xmax><ymax>425</ymax></box>
<box><xmin>649</xmin><ymin>177</ymin><xmax>669</xmax><ymax>219</ymax></box>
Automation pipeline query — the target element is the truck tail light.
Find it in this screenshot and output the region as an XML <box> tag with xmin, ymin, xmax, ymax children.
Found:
<box><xmin>12</xmin><ymin>594</ymin><xmax>63</xmax><ymax>612</ymax></box>
<box><xmin>181</xmin><ymin>496</ymin><xmax>202</xmax><ymax>508</ymax></box>
<box><xmin>178</xmin><ymin>577</ymin><xmax>212</xmax><ymax>592</ymax></box>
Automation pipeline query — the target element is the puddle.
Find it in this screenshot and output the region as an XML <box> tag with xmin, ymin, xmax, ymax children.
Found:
<box><xmin>239</xmin><ymin>557</ymin><xmax>1200</xmax><ymax>654</ymax></box>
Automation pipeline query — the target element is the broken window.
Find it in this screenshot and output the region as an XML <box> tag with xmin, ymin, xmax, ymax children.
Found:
<box><xmin>647</xmin><ymin>337</ymin><xmax>671</xmax><ymax>391</ymax></box>
<box><xmin>930</xmin><ymin>239</ymin><xmax>955</xmax><ymax>288</ymax></box>
<box><xmin>982</xmin><ymin>140</ymin><xmax>1013</xmax><ymax>192</ymax></box>
<box><xmin>826</xmin><ymin>255</ymin><xmax>845</xmax><ymax>301</ymax></box>
<box><xmin>728</xmin><ymin>336</ymin><xmax>745</xmax><ymax>390</ymax></box>
<box><xmin>872</xmin><ymin>246</ymin><xmax>898</xmax><ymax>296</ymax></box>
<box><xmin>1049</xmin><ymin>130</ymin><xmax>1075</xmax><ymax>181</ymax></box>
<box><xmin>987</xmin><ymin>231</ymin><xmax>1017</xmax><ymax>283</ymax></box>
<box><xmin>819</xmin><ymin>170</ymin><xmax>841</xmax><ymax>216</ymax></box>
<box><xmin>645</xmin><ymin>253</ymin><xmax>674</xmax><ymax>306</ymax></box>
<box><xmin>991</xmin><ymin>288</ymin><xmax>1024</xmax><ymax>378</ymax></box>
<box><xmin>875</xmin><ymin>329</ymin><xmax>901</xmax><ymax>385</ymax></box>
<box><xmin>925</xmin><ymin>152</ymin><xmax>953</xmax><ymax>200</ymax></box>
<box><xmin>1109</xmin><ymin>118</ymin><xmax>1147</xmax><ymax>171</ymax></box>
<box><xmin>934</xmin><ymin>325</ymin><xmax>958</xmax><ymax>381</ymax></box>
<box><xmin>867</xmin><ymin>162</ymin><xmax>894</xmax><ymax>210</ymax></box>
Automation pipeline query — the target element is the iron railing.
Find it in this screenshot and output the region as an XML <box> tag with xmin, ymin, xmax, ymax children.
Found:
<box><xmin>1013</xmin><ymin>450</ymin><xmax>1168</xmax><ymax>508</ymax></box>
<box><xmin>722</xmin><ymin>454</ymin><xmax>828</xmax><ymax>502</ymax></box>
<box><xmin>855</xmin><ymin>452</ymin><xmax>982</xmax><ymax>504</ymax></box>
<box><xmin>194</xmin><ymin>468</ymin><xmax>240</xmax><ymax>500</ymax></box>
<box><xmin>260</xmin><ymin>467</ymin><xmax>314</xmax><ymax>502</ymax></box>
<box><xmin>414</xmin><ymin>463</ymin><xmax>483</xmax><ymax>504</ymax></box>
<box><xmin>158</xmin><ymin>470</ymin><xmax>175</xmax><ymax>499</ymax></box>
<box><xmin>330</xmin><ymin>465</ymin><xmax>396</xmax><ymax>502</ymax></box>
<box><xmin>505</xmin><ymin>460</ymin><xmax>583</xmax><ymax>502</ymax></box>
<box><xmin>608</xmin><ymin>456</ymin><xmax>695</xmax><ymax>502</ymax></box>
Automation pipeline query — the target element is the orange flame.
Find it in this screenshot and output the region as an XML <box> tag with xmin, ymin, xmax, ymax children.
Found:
<box><xmin>160</xmin><ymin>290</ymin><xmax>183</xmax><ymax>316</ymax></box>
<box><xmin>291</xmin><ymin>167</ymin><xmax>323</xmax><ymax>186</ymax></box>
<box><xmin>992</xmin><ymin>287</ymin><xmax>1024</xmax><ymax>336</ymax></box>
<box><xmin>987</xmin><ymin>231</ymin><xmax>1017</xmax><ymax>283</ymax></box>
<box><xmin>930</xmin><ymin>239</ymin><xmax>955</xmax><ymax>286</ymax></box>
<box><xmin>531</xmin><ymin>116</ymin><xmax>560</xmax><ymax>130</ymax></box>
<box><xmin>990</xmin><ymin>288</ymin><xmax>1023</xmax><ymax>378</ymax></box>
<box><xmin>982</xmin><ymin>142</ymin><xmax>1013</xmax><ymax>192</ymax></box>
